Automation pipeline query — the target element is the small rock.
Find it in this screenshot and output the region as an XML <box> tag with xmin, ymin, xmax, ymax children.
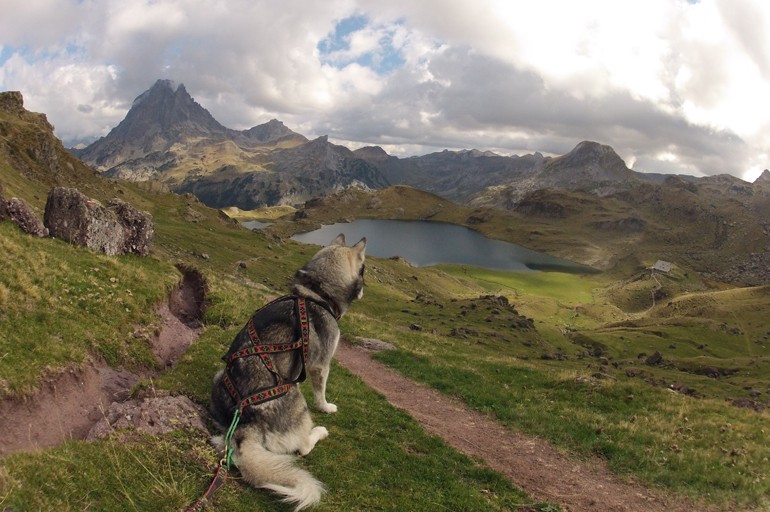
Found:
<box><xmin>355</xmin><ymin>337</ymin><xmax>397</xmax><ymax>352</ymax></box>
<box><xmin>730</xmin><ymin>398</ymin><xmax>764</xmax><ymax>412</ymax></box>
<box><xmin>645</xmin><ymin>351</ymin><xmax>663</xmax><ymax>366</ymax></box>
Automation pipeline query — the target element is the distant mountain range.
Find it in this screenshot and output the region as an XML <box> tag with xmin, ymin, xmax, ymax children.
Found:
<box><xmin>3</xmin><ymin>86</ymin><xmax>770</xmax><ymax>285</ymax></box>
<box><xmin>74</xmin><ymin>80</ymin><xmax>386</xmax><ymax>208</ymax></box>
<box><xmin>74</xmin><ymin>79</ymin><xmax>770</xmax><ymax>210</ymax></box>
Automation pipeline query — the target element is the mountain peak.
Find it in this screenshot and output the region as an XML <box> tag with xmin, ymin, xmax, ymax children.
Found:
<box><xmin>126</xmin><ymin>80</ymin><xmax>222</xmax><ymax>134</ymax></box>
<box><xmin>548</xmin><ymin>141</ymin><xmax>631</xmax><ymax>175</ymax></box>
<box><xmin>754</xmin><ymin>169</ymin><xmax>770</xmax><ymax>185</ymax></box>
<box><xmin>77</xmin><ymin>80</ymin><xmax>228</xmax><ymax>171</ymax></box>
<box><xmin>568</xmin><ymin>140</ymin><xmax>620</xmax><ymax>160</ymax></box>
<box><xmin>534</xmin><ymin>140</ymin><xmax>635</xmax><ymax>194</ymax></box>
<box><xmin>132</xmin><ymin>79</ymin><xmax>183</xmax><ymax>106</ymax></box>
<box><xmin>243</xmin><ymin>118</ymin><xmax>305</xmax><ymax>144</ymax></box>
<box><xmin>353</xmin><ymin>146</ymin><xmax>390</xmax><ymax>161</ymax></box>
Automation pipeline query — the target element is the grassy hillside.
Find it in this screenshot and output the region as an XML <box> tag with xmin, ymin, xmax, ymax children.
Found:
<box><xmin>2</xmin><ymin>178</ymin><xmax>769</xmax><ymax>509</ymax></box>
<box><xmin>2</xmin><ymin>98</ymin><xmax>769</xmax><ymax>510</ymax></box>
<box><xmin>0</xmin><ymin>112</ymin><xmax>549</xmax><ymax>510</ymax></box>
<box><xmin>0</xmin><ymin>189</ymin><xmax>544</xmax><ymax>511</ymax></box>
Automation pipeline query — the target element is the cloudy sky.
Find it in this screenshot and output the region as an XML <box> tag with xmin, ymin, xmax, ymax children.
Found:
<box><xmin>1</xmin><ymin>0</ymin><xmax>769</xmax><ymax>181</ymax></box>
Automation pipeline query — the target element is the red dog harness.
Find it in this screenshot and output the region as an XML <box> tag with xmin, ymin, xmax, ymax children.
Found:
<box><xmin>221</xmin><ymin>295</ymin><xmax>312</xmax><ymax>412</ymax></box>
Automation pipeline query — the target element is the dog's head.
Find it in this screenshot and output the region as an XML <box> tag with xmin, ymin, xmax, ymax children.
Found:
<box><xmin>292</xmin><ymin>233</ymin><xmax>366</xmax><ymax>317</ymax></box>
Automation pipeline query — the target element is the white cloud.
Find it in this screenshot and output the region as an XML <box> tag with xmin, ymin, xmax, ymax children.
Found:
<box><xmin>1</xmin><ymin>0</ymin><xmax>768</xmax><ymax>179</ymax></box>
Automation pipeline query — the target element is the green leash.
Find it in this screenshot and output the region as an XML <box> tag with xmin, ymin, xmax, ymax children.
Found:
<box><xmin>223</xmin><ymin>408</ymin><xmax>241</xmax><ymax>469</ymax></box>
<box><xmin>186</xmin><ymin>409</ymin><xmax>241</xmax><ymax>511</ymax></box>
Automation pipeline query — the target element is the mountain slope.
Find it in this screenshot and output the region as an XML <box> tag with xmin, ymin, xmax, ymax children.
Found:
<box><xmin>355</xmin><ymin>146</ymin><xmax>543</xmax><ymax>203</ymax></box>
<box><xmin>0</xmin><ymin>91</ymin><xmax>113</xmax><ymax>209</ymax></box>
<box><xmin>76</xmin><ymin>80</ymin><xmax>387</xmax><ymax>206</ymax></box>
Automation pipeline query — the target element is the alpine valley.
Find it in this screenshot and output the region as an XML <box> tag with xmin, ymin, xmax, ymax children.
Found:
<box><xmin>3</xmin><ymin>80</ymin><xmax>770</xmax><ymax>512</ymax></box>
<box><xmin>73</xmin><ymin>79</ymin><xmax>770</xmax><ymax>285</ymax></box>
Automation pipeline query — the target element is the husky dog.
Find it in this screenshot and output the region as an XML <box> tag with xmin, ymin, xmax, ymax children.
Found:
<box><xmin>210</xmin><ymin>234</ymin><xmax>366</xmax><ymax>510</ymax></box>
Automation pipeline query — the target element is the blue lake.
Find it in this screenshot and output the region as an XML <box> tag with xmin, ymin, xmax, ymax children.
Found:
<box><xmin>242</xmin><ymin>220</ymin><xmax>272</xmax><ymax>230</ymax></box>
<box><xmin>290</xmin><ymin>219</ymin><xmax>596</xmax><ymax>273</ymax></box>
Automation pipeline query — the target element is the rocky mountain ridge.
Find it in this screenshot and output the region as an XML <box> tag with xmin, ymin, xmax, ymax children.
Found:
<box><xmin>74</xmin><ymin>80</ymin><xmax>768</xmax><ymax>211</ymax></box>
<box><xmin>75</xmin><ymin>80</ymin><xmax>307</xmax><ymax>170</ymax></box>
<box><xmin>74</xmin><ymin>80</ymin><xmax>387</xmax><ymax>207</ymax></box>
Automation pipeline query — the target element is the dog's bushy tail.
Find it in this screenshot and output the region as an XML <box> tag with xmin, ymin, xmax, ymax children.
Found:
<box><xmin>226</xmin><ymin>433</ymin><xmax>325</xmax><ymax>511</ymax></box>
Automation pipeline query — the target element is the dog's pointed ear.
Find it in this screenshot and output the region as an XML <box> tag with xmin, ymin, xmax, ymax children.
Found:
<box><xmin>352</xmin><ymin>237</ymin><xmax>366</xmax><ymax>257</ymax></box>
<box><xmin>330</xmin><ymin>233</ymin><xmax>346</xmax><ymax>246</ymax></box>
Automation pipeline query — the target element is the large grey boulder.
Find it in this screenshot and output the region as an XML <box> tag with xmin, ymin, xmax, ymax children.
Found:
<box><xmin>43</xmin><ymin>187</ymin><xmax>153</xmax><ymax>256</ymax></box>
<box><xmin>6</xmin><ymin>197</ymin><xmax>48</xmax><ymax>237</ymax></box>
<box><xmin>44</xmin><ymin>187</ymin><xmax>125</xmax><ymax>255</ymax></box>
<box><xmin>106</xmin><ymin>198</ymin><xmax>154</xmax><ymax>256</ymax></box>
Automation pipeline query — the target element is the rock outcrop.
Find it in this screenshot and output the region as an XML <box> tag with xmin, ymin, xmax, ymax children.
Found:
<box><xmin>87</xmin><ymin>393</ymin><xmax>208</xmax><ymax>440</ymax></box>
<box><xmin>43</xmin><ymin>187</ymin><xmax>153</xmax><ymax>256</ymax></box>
<box><xmin>106</xmin><ymin>198</ymin><xmax>155</xmax><ymax>256</ymax></box>
<box><xmin>0</xmin><ymin>91</ymin><xmax>26</xmax><ymax>116</ymax></box>
<box><xmin>5</xmin><ymin>196</ymin><xmax>49</xmax><ymax>237</ymax></box>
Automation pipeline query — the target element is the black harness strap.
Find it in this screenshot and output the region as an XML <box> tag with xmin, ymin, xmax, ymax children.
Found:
<box><xmin>222</xmin><ymin>295</ymin><xmax>313</xmax><ymax>413</ymax></box>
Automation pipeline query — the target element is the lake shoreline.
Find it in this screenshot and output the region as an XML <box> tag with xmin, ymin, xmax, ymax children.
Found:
<box><xmin>287</xmin><ymin>219</ymin><xmax>598</xmax><ymax>274</ymax></box>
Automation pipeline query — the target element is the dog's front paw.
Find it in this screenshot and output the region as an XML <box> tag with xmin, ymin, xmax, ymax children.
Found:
<box><xmin>317</xmin><ymin>402</ymin><xmax>338</xmax><ymax>414</ymax></box>
<box><xmin>313</xmin><ymin>426</ymin><xmax>329</xmax><ymax>440</ymax></box>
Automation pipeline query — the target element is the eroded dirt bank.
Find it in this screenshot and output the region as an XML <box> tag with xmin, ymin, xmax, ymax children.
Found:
<box><xmin>0</xmin><ymin>267</ymin><xmax>205</xmax><ymax>457</ymax></box>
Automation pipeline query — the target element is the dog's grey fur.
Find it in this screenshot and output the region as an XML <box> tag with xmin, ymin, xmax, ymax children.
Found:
<box><xmin>210</xmin><ymin>234</ymin><xmax>366</xmax><ymax>510</ymax></box>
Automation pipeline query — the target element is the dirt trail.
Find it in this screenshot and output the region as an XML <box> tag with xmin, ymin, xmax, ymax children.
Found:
<box><xmin>334</xmin><ymin>340</ymin><xmax>708</xmax><ymax>512</ymax></box>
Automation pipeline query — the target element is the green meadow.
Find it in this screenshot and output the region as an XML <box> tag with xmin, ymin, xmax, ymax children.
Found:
<box><xmin>1</xmin><ymin>185</ymin><xmax>769</xmax><ymax>511</ymax></box>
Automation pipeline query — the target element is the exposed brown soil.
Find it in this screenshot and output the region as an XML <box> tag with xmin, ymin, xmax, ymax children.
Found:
<box><xmin>0</xmin><ymin>269</ymin><xmax>203</xmax><ymax>457</ymax></box>
<box><xmin>334</xmin><ymin>339</ymin><xmax>717</xmax><ymax>512</ymax></box>
<box><xmin>168</xmin><ymin>264</ymin><xmax>207</xmax><ymax>327</ymax></box>
<box><xmin>0</xmin><ymin>364</ymin><xmax>139</xmax><ymax>456</ymax></box>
